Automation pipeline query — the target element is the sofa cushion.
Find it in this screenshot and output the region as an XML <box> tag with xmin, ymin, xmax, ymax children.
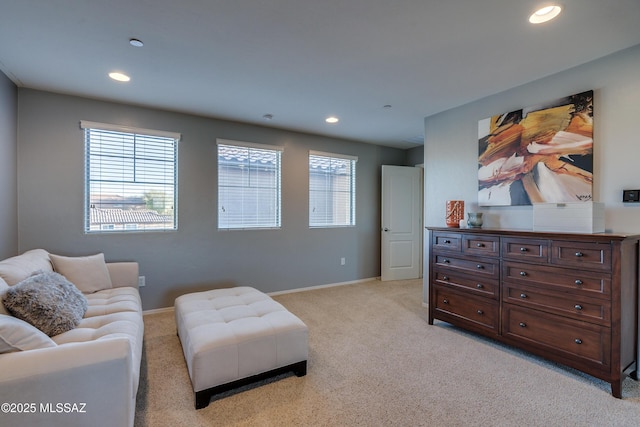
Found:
<box><xmin>0</xmin><ymin>314</ymin><xmax>57</xmax><ymax>353</ymax></box>
<box><xmin>53</xmin><ymin>311</ymin><xmax>142</xmax><ymax>345</ymax></box>
<box><xmin>52</xmin><ymin>287</ymin><xmax>145</xmax><ymax>392</ymax></box>
<box><xmin>84</xmin><ymin>287</ymin><xmax>142</xmax><ymax>317</ymax></box>
<box><xmin>0</xmin><ymin>249</ymin><xmax>52</xmax><ymax>285</ymax></box>
<box><xmin>2</xmin><ymin>271</ymin><xmax>88</xmax><ymax>337</ymax></box>
<box><xmin>50</xmin><ymin>253</ymin><xmax>113</xmax><ymax>294</ymax></box>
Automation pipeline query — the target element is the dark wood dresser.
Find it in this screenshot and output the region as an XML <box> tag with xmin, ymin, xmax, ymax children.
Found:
<box><xmin>427</xmin><ymin>227</ymin><xmax>640</xmax><ymax>398</ymax></box>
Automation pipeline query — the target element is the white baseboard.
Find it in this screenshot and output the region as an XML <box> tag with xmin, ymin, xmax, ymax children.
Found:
<box><xmin>143</xmin><ymin>306</ymin><xmax>174</xmax><ymax>316</ymax></box>
<box><xmin>142</xmin><ymin>277</ymin><xmax>380</xmax><ymax>315</ymax></box>
<box><xmin>268</xmin><ymin>277</ymin><xmax>380</xmax><ymax>296</ymax></box>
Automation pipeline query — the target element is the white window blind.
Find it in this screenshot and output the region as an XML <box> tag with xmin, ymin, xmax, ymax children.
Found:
<box><xmin>309</xmin><ymin>151</ymin><xmax>357</xmax><ymax>227</ymax></box>
<box><xmin>81</xmin><ymin>121</ymin><xmax>179</xmax><ymax>233</ymax></box>
<box><xmin>217</xmin><ymin>139</ymin><xmax>283</xmax><ymax>229</ymax></box>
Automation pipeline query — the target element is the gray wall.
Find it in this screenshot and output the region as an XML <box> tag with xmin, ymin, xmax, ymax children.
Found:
<box><xmin>0</xmin><ymin>72</ymin><xmax>18</xmax><ymax>259</ymax></box>
<box><xmin>405</xmin><ymin>145</ymin><xmax>424</xmax><ymax>166</ymax></box>
<box><xmin>17</xmin><ymin>89</ymin><xmax>407</xmax><ymax>309</ymax></box>
<box><xmin>423</xmin><ymin>43</ymin><xmax>640</xmax><ymax>301</ymax></box>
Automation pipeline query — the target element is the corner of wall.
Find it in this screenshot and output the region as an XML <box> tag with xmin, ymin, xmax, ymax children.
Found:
<box><xmin>0</xmin><ymin>70</ymin><xmax>18</xmax><ymax>259</ymax></box>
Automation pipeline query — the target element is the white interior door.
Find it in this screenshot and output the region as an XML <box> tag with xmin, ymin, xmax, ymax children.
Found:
<box><xmin>381</xmin><ymin>165</ymin><xmax>422</xmax><ymax>281</ymax></box>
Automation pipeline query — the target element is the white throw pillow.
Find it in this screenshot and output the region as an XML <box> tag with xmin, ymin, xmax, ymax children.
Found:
<box><xmin>0</xmin><ymin>277</ymin><xmax>9</xmax><ymax>316</ymax></box>
<box><xmin>0</xmin><ymin>249</ymin><xmax>52</xmax><ymax>285</ymax></box>
<box><xmin>49</xmin><ymin>253</ymin><xmax>113</xmax><ymax>293</ymax></box>
<box><xmin>0</xmin><ymin>314</ymin><xmax>57</xmax><ymax>354</ymax></box>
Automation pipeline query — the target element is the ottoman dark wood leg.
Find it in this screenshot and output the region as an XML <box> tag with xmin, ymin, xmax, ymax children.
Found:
<box><xmin>194</xmin><ymin>360</ymin><xmax>308</xmax><ymax>409</ymax></box>
<box><xmin>292</xmin><ymin>360</ymin><xmax>307</xmax><ymax>377</ymax></box>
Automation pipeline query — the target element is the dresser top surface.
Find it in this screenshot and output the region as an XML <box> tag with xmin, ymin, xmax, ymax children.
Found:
<box><xmin>426</xmin><ymin>227</ymin><xmax>640</xmax><ymax>242</ymax></box>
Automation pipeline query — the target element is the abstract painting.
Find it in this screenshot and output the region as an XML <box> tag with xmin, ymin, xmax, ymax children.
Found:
<box><xmin>477</xmin><ymin>90</ymin><xmax>593</xmax><ymax>206</ymax></box>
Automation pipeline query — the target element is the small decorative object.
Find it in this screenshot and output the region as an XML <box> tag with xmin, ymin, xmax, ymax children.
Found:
<box><xmin>445</xmin><ymin>200</ymin><xmax>464</xmax><ymax>228</ymax></box>
<box><xmin>467</xmin><ymin>212</ymin><xmax>483</xmax><ymax>228</ymax></box>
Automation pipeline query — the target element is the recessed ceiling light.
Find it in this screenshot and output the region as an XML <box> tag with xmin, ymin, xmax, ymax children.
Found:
<box><xmin>529</xmin><ymin>5</ymin><xmax>562</xmax><ymax>24</ymax></box>
<box><xmin>129</xmin><ymin>38</ymin><xmax>144</xmax><ymax>47</ymax></box>
<box><xmin>108</xmin><ymin>72</ymin><xmax>130</xmax><ymax>82</ymax></box>
<box><xmin>325</xmin><ymin>116</ymin><xmax>339</xmax><ymax>124</ymax></box>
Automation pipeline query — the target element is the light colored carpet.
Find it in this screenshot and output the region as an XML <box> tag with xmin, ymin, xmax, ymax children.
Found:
<box><xmin>134</xmin><ymin>278</ymin><xmax>640</xmax><ymax>426</ymax></box>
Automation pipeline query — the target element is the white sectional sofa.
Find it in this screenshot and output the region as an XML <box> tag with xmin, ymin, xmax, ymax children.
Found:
<box><xmin>0</xmin><ymin>249</ymin><xmax>143</xmax><ymax>427</ymax></box>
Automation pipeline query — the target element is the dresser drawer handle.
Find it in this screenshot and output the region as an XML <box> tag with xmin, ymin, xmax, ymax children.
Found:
<box><xmin>443</xmin><ymin>239</ymin><xmax>451</xmax><ymax>244</ymax></box>
<box><xmin>519</xmin><ymin>271</ymin><xmax>527</xmax><ymax>277</ymax></box>
<box><xmin>575</xmin><ymin>338</ymin><xmax>583</xmax><ymax>345</ymax></box>
<box><xmin>477</xmin><ymin>310</ymin><xmax>484</xmax><ymax>315</ymax></box>
<box><xmin>476</xmin><ymin>283</ymin><xmax>483</xmax><ymax>289</ymax></box>
<box><xmin>519</xmin><ymin>322</ymin><xmax>526</xmax><ymax>328</ymax></box>
<box><xmin>520</xmin><ymin>293</ymin><xmax>527</xmax><ymax>299</ymax></box>
<box><xmin>519</xmin><ymin>247</ymin><xmax>528</xmax><ymax>252</ymax></box>
<box><xmin>575</xmin><ymin>252</ymin><xmax>584</xmax><ymax>257</ymax></box>
<box><xmin>442</xmin><ymin>276</ymin><xmax>449</xmax><ymax>281</ymax></box>
<box><xmin>476</xmin><ymin>264</ymin><xmax>484</xmax><ymax>269</ymax></box>
<box><xmin>443</xmin><ymin>259</ymin><xmax>450</xmax><ymax>264</ymax></box>
<box><xmin>575</xmin><ymin>304</ymin><xmax>583</xmax><ymax>311</ymax></box>
<box><xmin>476</xmin><ymin>243</ymin><xmax>484</xmax><ymax>247</ymax></box>
<box><xmin>575</xmin><ymin>279</ymin><xmax>583</xmax><ymax>285</ymax></box>
<box><xmin>443</xmin><ymin>299</ymin><xmax>449</xmax><ymax>304</ymax></box>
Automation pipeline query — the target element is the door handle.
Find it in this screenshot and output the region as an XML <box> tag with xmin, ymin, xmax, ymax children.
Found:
<box><xmin>383</xmin><ymin>228</ymin><xmax>390</xmax><ymax>232</ymax></box>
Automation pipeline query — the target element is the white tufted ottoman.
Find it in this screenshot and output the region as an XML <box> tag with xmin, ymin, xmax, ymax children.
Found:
<box><xmin>174</xmin><ymin>286</ymin><xmax>308</xmax><ymax>409</ymax></box>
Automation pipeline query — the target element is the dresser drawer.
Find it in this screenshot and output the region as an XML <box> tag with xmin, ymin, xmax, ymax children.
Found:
<box><xmin>502</xmin><ymin>237</ymin><xmax>549</xmax><ymax>261</ymax></box>
<box><xmin>503</xmin><ymin>283</ymin><xmax>611</xmax><ymax>326</ymax></box>
<box><xmin>435</xmin><ymin>255</ymin><xmax>499</xmax><ymax>279</ymax></box>
<box><xmin>433</xmin><ymin>285</ymin><xmax>499</xmax><ymax>333</ymax></box>
<box><xmin>503</xmin><ymin>261</ymin><xmax>610</xmax><ymax>298</ymax></box>
<box><xmin>503</xmin><ymin>305</ymin><xmax>610</xmax><ymax>368</ymax></box>
<box><xmin>433</xmin><ymin>270</ymin><xmax>499</xmax><ymax>299</ymax></box>
<box><xmin>463</xmin><ymin>234</ymin><xmax>500</xmax><ymax>257</ymax></box>
<box><xmin>551</xmin><ymin>241</ymin><xmax>612</xmax><ymax>272</ymax></box>
<box><xmin>432</xmin><ymin>232</ymin><xmax>462</xmax><ymax>252</ymax></box>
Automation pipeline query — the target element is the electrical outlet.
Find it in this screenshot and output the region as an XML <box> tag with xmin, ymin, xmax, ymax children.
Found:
<box><xmin>138</xmin><ymin>276</ymin><xmax>146</xmax><ymax>287</ymax></box>
<box><xmin>623</xmin><ymin>189</ymin><xmax>640</xmax><ymax>203</ymax></box>
<box><xmin>340</xmin><ymin>257</ymin><xmax>346</xmax><ymax>266</ymax></box>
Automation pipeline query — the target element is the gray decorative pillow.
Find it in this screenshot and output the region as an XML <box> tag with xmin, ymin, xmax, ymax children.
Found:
<box><xmin>2</xmin><ymin>271</ymin><xmax>88</xmax><ymax>337</ymax></box>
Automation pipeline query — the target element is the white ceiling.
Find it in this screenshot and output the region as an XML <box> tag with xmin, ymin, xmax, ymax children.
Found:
<box><xmin>2</xmin><ymin>1</ymin><xmax>640</xmax><ymax>149</ymax></box>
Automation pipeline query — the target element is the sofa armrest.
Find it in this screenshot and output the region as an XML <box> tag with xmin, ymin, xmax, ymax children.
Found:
<box><xmin>0</xmin><ymin>338</ymin><xmax>137</xmax><ymax>427</ymax></box>
<box><xmin>106</xmin><ymin>262</ymin><xmax>139</xmax><ymax>289</ymax></box>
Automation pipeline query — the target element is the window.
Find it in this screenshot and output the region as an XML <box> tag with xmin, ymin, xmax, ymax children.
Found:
<box><xmin>309</xmin><ymin>151</ymin><xmax>357</xmax><ymax>227</ymax></box>
<box><xmin>81</xmin><ymin>121</ymin><xmax>179</xmax><ymax>233</ymax></box>
<box><xmin>217</xmin><ymin>139</ymin><xmax>283</xmax><ymax>229</ymax></box>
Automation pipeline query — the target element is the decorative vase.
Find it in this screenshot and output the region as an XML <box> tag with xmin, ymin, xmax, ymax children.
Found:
<box><xmin>445</xmin><ymin>200</ymin><xmax>464</xmax><ymax>228</ymax></box>
<box><xmin>467</xmin><ymin>212</ymin><xmax>483</xmax><ymax>228</ymax></box>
